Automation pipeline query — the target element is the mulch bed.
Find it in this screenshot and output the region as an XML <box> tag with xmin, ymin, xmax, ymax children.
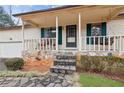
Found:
<box><xmin>22</xmin><ymin>57</ymin><xmax>53</xmax><ymax>73</ymax></box>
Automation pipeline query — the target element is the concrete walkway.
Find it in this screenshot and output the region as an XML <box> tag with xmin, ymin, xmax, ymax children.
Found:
<box><xmin>0</xmin><ymin>73</ymin><xmax>80</xmax><ymax>87</ymax></box>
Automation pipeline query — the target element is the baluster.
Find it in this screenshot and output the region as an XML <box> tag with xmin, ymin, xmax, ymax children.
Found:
<box><xmin>49</xmin><ymin>38</ymin><xmax>51</xmax><ymax>50</ymax></box>
<box><xmin>46</xmin><ymin>38</ymin><xmax>47</xmax><ymax>51</ymax></box>
<box><xmin>103</xmin><ymin>36</ymin><xmax>105</xmax><ymax>51</ymax></box>
<box><xmin>36</xmin><ymin>39</ymin><xmax>38</xmax><ymax>50</ymax></box>
<box><xmin>44</xmin><ymin>39</ymin><xmax>45</xmax><ymax>51</ymax></box>
<box><xmin>25</xmin><ymin>40</ymin><xmax>27</xmax><ymax>50</ymax></box>
<box><xmin>122</xmin><ymin>36</ymin><xmax>123</xmax><ymax>51</ymax></box>
<box><xmin>113</xmin><ymin>36</ymin><xmax>116</xmax><ymax>51</ymax></box>
<box><xmin>116</xmin><ymin>36</ymin><xmax>118</xmax><ymax>51</ymax></box>
<box><xmin>120</xmin><ymin>36</ymin><xmax>122</xmax><ymax>52</ymax></box>
<box><xmin>24</xmin><ymin>40</ymin><xmax>25</xmax><ymax>51</ymax></box>
<box><xmin>89</xmin><ymin>37</ymin><xmax>91</xmax><ymax>51</ymax></box>
<box><xmin>28</xmin><ymin>39</ymin><xmax>30</xmax><ymax>50</ymax></box>
<box><xmin>34</xmin><ymin>39</ymin><xmax>36</xmax><ymax>50</ymax></box>
<box><xmin>54</xmin><ymin>38</ymin><xmax>56</xmax><ymax>50</ymax></box>
<box><xmin>33</xmin><ymin>39</ymin><xmax>35</xmax><ymax>50</ymax></box>
<box><xmin>42</xmin><ymin>38</ymin><xmax>44</xmax><ymax>51</ymax></box>
<box><xmin>35</xmin><ymin>39</ymin><xmax>37</xmax><ymax>50</ymax></box>
<box><xmin>34</xmin><ymin>39</ymin><xmax>35</xmax><ymax>50</ymax></box>
<box><xmin>38</xmin><ymin>39</ymin><xmax>40</xmax><ymax>50</ymax></box>
<box><xmin>28</xmin><ymin>40</ymin><xmax>30</xmax><ymax>50</ymax></box>
<box><xmin>26</xmin><ymin>40</ymin><xmax>28</xmax><ymax>50</ymax></box>
<box><xmin>55</xmin><ymin>38</ymin><xmax>56</xmax><ymax>50</ymax></box>
<box><xmin>85</xmin><ymin>37</ymin><xmax>87</xmax><ymax>51</ymax></box>
<box><xmin>88</xmin><ymin>37</ymin><xmax>89</xmax><ymax>51</ymax></box>
<box><xmin>23</xmin><ymin>40</ymin><xmax>25</xmax><ymax>51</ymax></box>
<box><xmin>39</xmin><ymin>38</ymin><xmax>41</xmax><ymax>50</ymax></box>
<box><xmin>30</xmin><ymin>40</ymin><xmax>31</xmax><ymax>50</ymax></box>
<box><xmin>32</xmin><ymin>39</ymin><xmax>34</xmax><ymax>50</ymax></box>
<box><xmin>37</xmin><ymin>39</ymin><xmax>39</xmax><ymax>50</ymax></box>
<box><xmin>108</xmin><ymin>36</ymin><xmax>110</xmax><ymax>51</ymax></box>
<box><xmin>98</xmin><ymin>36</ymin><xmax>100</xmax><ymax>51</ymax></box>
<box><xmin>93</xmin><ymin>36</ymin><xmax>95</xmax><ymax>51</ymax></box>
<box><xmin>51</xmin><ymin>39</ymin><xmax>52</xmax><ymax>51</ymax></box>
<box><xmin>31</xmin><ymin>39</ymin><xmax>33</xmax><ymax>50</ymax></box>
<box><xmin>30</xmin><ymin>39</ymin><xmax>32</xmax><ymax>50</ymax></box>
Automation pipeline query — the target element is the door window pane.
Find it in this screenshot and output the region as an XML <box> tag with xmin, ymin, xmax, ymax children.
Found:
<box><xmin>67</xmin><ymin>26</ymin><xmax>76</xmax><ymax>37</ymax></box>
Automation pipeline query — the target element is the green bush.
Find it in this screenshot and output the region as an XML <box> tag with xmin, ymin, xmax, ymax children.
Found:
<box><xmin>5</xmin><ymin>58</ymin><xmax>24</xmax><ymax>71</ymax></box>
<box><xmin>78</xmin><ymin>56</ymin><xmax>124</xmax><ymax>75</ymax></box>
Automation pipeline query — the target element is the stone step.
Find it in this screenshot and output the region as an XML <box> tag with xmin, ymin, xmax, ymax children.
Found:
<box><xmin>56</xmin><ymin>55</ymin><xmax>76</xmax><ymax>60</ymax></box>
<box><xmin>54</xmin><ymin>60</ymin><xmax>76</xmax><ymax>66</ymax></box>
<box><xmin>50</xmin><ymin>66</ymin><xmax>76</xmax><ymax>74</ymax></box>
<box><xmin>51</xmin><ymin>66</ymin><xmax>76</xmax><ymax>70</ymax></box>
<box><xmin>54</xmin><ymin>59</ymin><xmax>76</xmax><ymax>62</ymax></box>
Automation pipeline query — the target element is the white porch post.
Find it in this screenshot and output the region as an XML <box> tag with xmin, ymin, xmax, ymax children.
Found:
<box><xmin>78</xmin><ymin>13</ymin><xmax>82</xmax><ymax>51</ymax></box>
<box><xmin>56</xmin><ymin>16</ymin><xmax>59</xmax><ymax>51</ymax></box>
<box><xmin>21</xmin><ymin>19</ymin><xmax>25</xmax><ymax>51</ymax></box>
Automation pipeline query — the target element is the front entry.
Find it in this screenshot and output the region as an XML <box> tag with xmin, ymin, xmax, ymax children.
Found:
<box><xmin>66</xmin><ymin>25</ymin><xmax>77</xmax><ymax>47</ymax></box>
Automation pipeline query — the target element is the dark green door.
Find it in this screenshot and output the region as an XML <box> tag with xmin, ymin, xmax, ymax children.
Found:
<box><xmin>66</xmin><ymin>25</ymin><xmax>77</xmax><ymax>47</ymax></box>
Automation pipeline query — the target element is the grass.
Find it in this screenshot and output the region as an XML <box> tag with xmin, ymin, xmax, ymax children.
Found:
<box><xmin>0</xmin><ymin>71</ymin><xmax>47</xmax><ymax>77</ymax></box>
<box><xmin>79</xmin><ymin>73</ymin><xmax>124</xmax><ymax>87</ymax></box>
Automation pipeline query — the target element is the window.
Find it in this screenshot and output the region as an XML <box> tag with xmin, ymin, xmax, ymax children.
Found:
<box><xmin>91</xmin><ymin>23</ymin><xmax>102</xmax><ymax>36</ymax></box>
<box><xmin>44</xmin><ymin>27</ymin><xmax>56</xmax><ymax>38</ymax></box>
<box><xmin>87</xmin><ymin>22</ymin><xmax>106</xmax><ymax>45</ymax></box>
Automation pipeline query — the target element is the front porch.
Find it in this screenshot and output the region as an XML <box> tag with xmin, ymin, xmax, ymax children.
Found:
<box><xmin>20</xmin><ymin>6</ymin><xmax>124</xmax><ymax>55</ymax></box>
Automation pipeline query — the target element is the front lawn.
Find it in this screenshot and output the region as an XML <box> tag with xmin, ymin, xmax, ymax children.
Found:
<box><xmin>79</xmin><ymin>73</ymin><xmax>124</xmax><ymax>87</ymax></box>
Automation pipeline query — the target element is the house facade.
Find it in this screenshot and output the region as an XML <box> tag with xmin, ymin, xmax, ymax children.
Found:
<box><xmin>1</xmin><ymin>5</ymin><xmax>124</xmax><ymax>58</ymax></box>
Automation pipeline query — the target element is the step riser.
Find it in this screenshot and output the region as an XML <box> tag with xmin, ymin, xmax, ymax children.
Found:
<box><xmin>54</xmin><ymin>62</ymin><xmax>76</xmax><ymax>66</ymax></box>
<box><xmin>50</xmin><ymin>53</ymin><xmax>76</xmax><ymax>74</ymax></box>
<box><xmin>54</xmin><ymin>59</ymin><xmax>76</xmax><ymax>62</ymax></box>
<box><xmin>50</xmin><ymin>68</ymin><xmax>75</xmax><ymax>74</ymax></box>
<box><xmin>56</xmin><ymin>56</ymin><xmax>76</xmax><ymax>59</ymax></box>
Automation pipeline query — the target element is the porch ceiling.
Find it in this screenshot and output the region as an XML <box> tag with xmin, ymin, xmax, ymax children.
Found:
<box><xmin>20</xmin><ymin>6</ymin><xmax>124</xmax><ymax>27</ymax></box>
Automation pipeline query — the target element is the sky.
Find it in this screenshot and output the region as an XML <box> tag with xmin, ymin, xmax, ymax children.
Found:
<box><xmin>1</xmin><ymin>5</ymin><xmax>61</xmax><ymax>25</ymax></box>
<box><xmin>3</xmin><ymin>5</ymin><xmax>60</xmax><ymax>14</ymax></box>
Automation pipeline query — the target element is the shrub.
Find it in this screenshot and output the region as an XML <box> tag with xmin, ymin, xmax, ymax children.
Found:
<box><xmin>5</xmin><ymin>58</ymin><xmax>24</xmax><ymax>71</ymax></box>
<box><xmin>78</xmin><ymin>56</ymin><xmax>124</xmax><ymax>75</ymax></box>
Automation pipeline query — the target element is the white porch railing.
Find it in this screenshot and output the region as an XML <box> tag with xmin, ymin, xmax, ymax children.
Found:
<box><xmin>24</xmin><ymin>35</ymin><xmax>124</xmax><ymax>52</ymax></box>
<box><xmin>24</xmin><ymin>38</ymin><xmax>56</xmax><ymax>51</ymax></box>
<box><xmin>81</xmin><ymin>35</ymin><xmax>124</xmax><ymax>52</ymax></box>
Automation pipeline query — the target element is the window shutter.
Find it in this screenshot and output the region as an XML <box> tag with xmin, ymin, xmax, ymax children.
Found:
<box><xmin>87</xmin><ymin>24</ymin><xmax>91</xmax><ymax>44</ymax></box>
<box><xmin>101</xmin><ymin>22</ymin><xmax>106</xmax><ymax>36</ymax></box>
<box><xmin>41</xmin><ymin>28</ymin><xmax>44</xmax><ymax>38</ymax></box>
<box><xmin>101</xmin><ymin>22</ymin><xmax>107</xmax><ymax>44</ymax></box>
<box><xmin>58</xmin><ymin>26</ymin><xmax>62</xmax><ymax>45</ymax></box>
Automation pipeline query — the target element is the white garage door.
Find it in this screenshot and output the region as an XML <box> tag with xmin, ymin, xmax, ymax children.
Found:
<box><xmin>0</xmin><ymin>41</ymin><xmax>22</xmax><ymax>58</ymax></box>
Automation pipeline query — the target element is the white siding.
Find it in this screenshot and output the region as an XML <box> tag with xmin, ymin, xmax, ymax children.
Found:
<box><xmin>0</xmin><ymin>28</ymin><xmax>40</xmax><ymax>58</ymax></box>
<box><xmin>107</xmin><ymin>19</ymin><xmax>124</xmax><ymax>51</ymax></box>
<box><xmin>0</xmin><ymin>42</ymin><xmax>22</xmax><ymax>58</ymax></box>
<box><xmin>107</xmin><ymin>19</ymin><xmax>124</xmax><ymax>36</ymax></box>
<box><xmin>0</xmin><ymin>28</ymin><xmax>40</xmax><ymax>41</ymax></box>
